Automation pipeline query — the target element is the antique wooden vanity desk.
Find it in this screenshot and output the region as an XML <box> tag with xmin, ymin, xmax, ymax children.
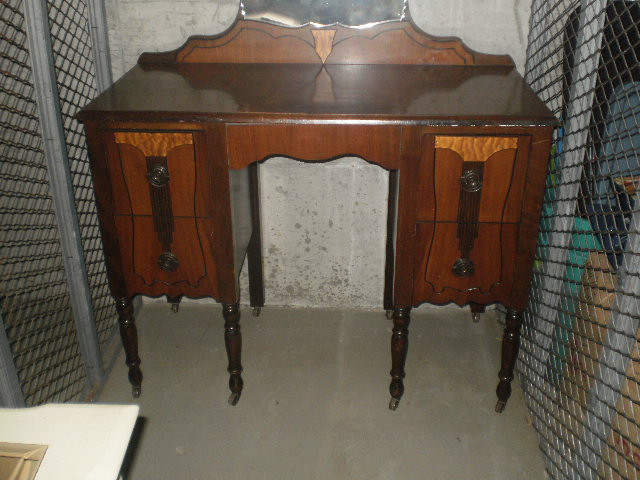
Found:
<box><xmin>79</xmin><ymin>14</ymin><xmax>556</xmax><ymax>412</ymax></box>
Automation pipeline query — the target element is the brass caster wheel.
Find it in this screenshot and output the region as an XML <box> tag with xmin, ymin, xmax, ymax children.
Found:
<box><xmin>252</xmin><ymin>307</ymin><xmax>261</xmax><ymax>317</ymax></box>
<box><xmin>472</xmin><ymin>312</ymin><xmax>480</xmax><ymax>323</ymax></box>
<box><xmin>228</xmin><ymin>392</ymin><xmax>241</xmax><ymax>406</ymax></box>
<box><xmin>389</xmin><ymin>397</ymin><xmax>400</xmax><ymax>411</ymax></box>
<box><xmin>495</xmin><ymin>400</ymin><xmax>506</xmax><ymax>413</ymax></box>
<box><xmin>386</xmin><ymin>310</ymin><xmax>393</xmax><ymax>320</ymax></box>
<box><xmin>132</xmin><ymin>386</ymin><xmax>141</xmax><ymax>398</ymax></box>
<box><xmin>171</xmin><ymin>303</ymin><xmax>179</xmax><ymax>313</ymax></box>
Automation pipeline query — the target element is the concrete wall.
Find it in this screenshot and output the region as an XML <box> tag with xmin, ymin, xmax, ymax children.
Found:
<box><xmin>104</xmin><ymin>0</ymin><xmax>532</xmax><ymax>309</ymax></box>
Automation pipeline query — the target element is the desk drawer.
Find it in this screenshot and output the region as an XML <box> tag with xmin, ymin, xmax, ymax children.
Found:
<box><xmin>412</xmin><ymin>222</ymin><xmax>517</xmax><ymax>306</ymax></box>
<box><xmin>106</xmin><ymin>130</ymin><xmax>217</xmax><ymax>217</ymax></box>
<box><xmin>103</xmin><ymin>130</ymin><xmax>221</xmax><ymax>298</ymax></box>
<box><xmin>226</xmin><ymin>124</ymin><xmax>402</xmax><ymax>169</ymax></box>
<box><xmin>416</xmin><ymin>135</ymin><xmax>529</xmax><ymax>223</ymax></box>
<box><xmin>113</xmin><ymin>215</ymin><xmax>219</xmax><ymax>297</ymax></box>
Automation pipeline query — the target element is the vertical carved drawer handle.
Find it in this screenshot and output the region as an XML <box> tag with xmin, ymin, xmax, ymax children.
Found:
<box><xmin>461</xmin><ymin>170</ymin><xmax>482</xmax><ymax>192</ymax></box>
<box><xmin>147</xmin><ymin>165</ymin><xmax>170</xmax><ymax>188</ymax></box>
<box><xmin>157</xmin><ymin>252</ymin><xmax>179</xmax><ymax>272</ymax></box>
<box><xmin>452</xmin><ymin>258</ymin><xmax>475</xmax><ymax>277</ymax></box>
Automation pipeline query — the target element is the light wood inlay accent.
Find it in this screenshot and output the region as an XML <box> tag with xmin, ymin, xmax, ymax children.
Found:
<box><xmin>312</xmin><ymin>30</ymin><xmax>336</xmax><ymax>63</ymax></box>
<box><xmin>114</xmin><ymin>132</ymin><xmax>193</xmax><ymax>157</ymax></box>
<box><xmin>435</xmin><ymin>136</ymin><xmax>518</xmax><ymax>163</ymax></box>
<box><xmin>416</xmin><ymin>133</ymin><xmax>526</xmax><ymax>224</ymax></box>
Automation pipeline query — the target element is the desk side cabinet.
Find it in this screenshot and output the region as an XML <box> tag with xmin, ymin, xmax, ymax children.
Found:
<box><xmin>84</xmin><ymin>123</ymin><xmax>245</xmax><ymax>402</ymax></box>
<box><xmin>387</xmin><ymin>129</ymin><xmax>552</xmax><ymax>412</ymax></box>
<box><xmin>414</xmin><ymin>134</ymin><xmax>529</xmax><ymax>306</ymax></box>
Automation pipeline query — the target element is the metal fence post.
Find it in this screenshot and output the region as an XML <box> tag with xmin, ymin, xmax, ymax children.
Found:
<box><xmin>23</xmin><ymin>0</ymin><xmax>104</xmax><ymax>390</ymax></box>
<box><xmin>87</xmin><ymin>0</ymin><xmax>112</xmax><ymax>93</ymax></box>
<box><xmin>0</xmin><ymin>312</ymin><xmax>25</xmax><ymax>408</ymax></box>
<box><xmin>532</xmin><ymin>0</ymin><xmax>607</xmax><ymax>378</ymax></box>
<box><xmin>573</xmin><ymin>210</ymin><xmax>640</xmax><ymax>479</ymax></box>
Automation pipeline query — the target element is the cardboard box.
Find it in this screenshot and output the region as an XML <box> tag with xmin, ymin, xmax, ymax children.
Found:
<box><xmin>556</xmin><ymin>251</ymin><xmax>639</xmax><ymax>478</ymax></box>
<box><xmin>598</xmin><ymin>341</ymin><xmax>640</xmax><ymax>479</ymax></box>
<box><xmin>562</xmin><ymin>251</ymin><xmax>618</xmax><ymax>409</ymax></box>
<box><xmin>0</xmin><ymin>443</ymin><xmax>47</xmax><ymax>480</ymax></box>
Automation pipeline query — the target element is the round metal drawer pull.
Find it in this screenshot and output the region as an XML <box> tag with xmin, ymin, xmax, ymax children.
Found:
<box><xmin>147</xmin><ymin>165</ymin><xmax>170</xmax><ymax>188</ymax></box>
<box><xmin>460</xmin><ymin>170</ymin><xmax>482</xmax><ymax>192</ymax></box>
<box><xmin>157</xmin><ymin>252</ymin><xmax>179</xmax><ymax>272</ymax></box>
<box><xmin>452</xmin><ymin>258</ymin><xmax>475</xmax><ymax>277</ymax></box>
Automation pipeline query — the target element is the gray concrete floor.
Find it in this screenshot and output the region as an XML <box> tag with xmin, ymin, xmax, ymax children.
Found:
<box><xmin>99</xmin><ymin>303</ymin><xmax>546</xmax><ymax>480</ymax></box>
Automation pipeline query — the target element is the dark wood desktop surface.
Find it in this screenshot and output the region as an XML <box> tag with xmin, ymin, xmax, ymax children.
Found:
<box><xmin>81</xmin><ymin>63</ymin><xmax>555</xmax><ymax>126</ymax></box>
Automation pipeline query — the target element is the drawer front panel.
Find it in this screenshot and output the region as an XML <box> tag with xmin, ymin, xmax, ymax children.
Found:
<box><xmin>115</xmin><ymin>215</ymin><xmax>218</xmax><ymax>297</ymax></box>
<box><xmin>108</xmin><ymin>132</ymin><xmax>198</xmax><ymax>217</ymax></box>
<box><xmin>417</xmin><ymin>135</ymin><xmax>528</xmax><ymax>223</ymax></box>
<box><xmin>102</xmin><ymin>130</ymin><xmax>223</xmax><ymax>299</ymax></box>
<box><xmin>413</xmin><ymin>222</ymin><xmax>517</xmax><ymax>306</ymax></box>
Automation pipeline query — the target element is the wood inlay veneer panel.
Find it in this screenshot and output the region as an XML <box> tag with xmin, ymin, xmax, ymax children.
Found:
<box><xmin>111</xmin><ymin>133</ymin><xmax>196</xmax><ymax>217</ymax></box>
<box><xmin>113</xmin><ymin>142</ymin><xmax>149</xmax><ymax>215</ymax></box>
<box><xmin>417</xmin><ymin>135</ymin><xmax>523</xmax><ymax>223</ymax></box>
<box><xmin>114</xmin><ymin>132</ymin><xmax>192</xmax><ymax>157</ymax></box>
<box><xmin>167</xmin><ymin>144</ymin><xmax>197</xmax><ymax>217</ymax></box>
<box><xmin>477</xmin><ymin>148</ymin><xmax>516</xmax><ymax>222</ymax></box>
<box><xmin>312</xmin><ymin>30</ymin><xmax>336</xmax><ymax>63</ymax></box>
<box><xmin>434</xmin><ymin>136</ymin><xmax>517</xmax><ymax>162</ymax></box>
<box><xmin>115</xmin><ymin>215</ymin><xmax>219</xmax><ymax>298</ymax></box>
<box><xmin>433</xmin><ymin>147</ymin><xmax>463</xmax><ymax>221</ymax></box>
<box><xmin>132</xmin><ymin>216</ymin><xmax>205</xmax><ymax>287</ymax></box>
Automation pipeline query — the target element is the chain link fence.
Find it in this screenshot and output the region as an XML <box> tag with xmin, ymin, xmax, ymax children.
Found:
<box><xmin>522</xmin><ymin>0</ymin><xmax>640</xmax><ymax>478</ymax></box>
<box><xmin>2</xmin><ymin>1</ymin><xmax>639</xmax><ymax>474</ymax></box>
<box><xmin>46</xmin><ymin>0</ymin><xmax>117</xmax><ymax>356</ymax></box>
<box><xmin>1</xmin><ymin>0</ymin><xmax>86</xmax><ymax>405</ymax></box>
<box><xmin>0</xmin><ymin>0</ymin><xmax>115</xmax><ymax>406</ymax></box>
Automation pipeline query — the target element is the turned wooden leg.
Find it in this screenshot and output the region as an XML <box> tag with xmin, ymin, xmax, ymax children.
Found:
<box><xmin>167</xmin><ymin>294</ymin><xmax>182</xmax><ymax>313</ymax></box>
<box><xmin>495</xmin><ymin>308</ymin><xmax>523</xmax><ymax>413</ymax></box>
<box><xmin>469</xmin><ymin>302</ymin><xmax>485</xmax><ymax>323</ymax></box>
<box><xmin>247</xmin><ymin>163</ymin><xmax>264</xmax><ymax>317</ymax></box>
<box><xmin>389</xmin><ymin>307</ymin><xmax>411</xmax><ymax>410</ymax></box>
<box><xmin>115</xmin><ymin>297</ymin><xmax>143</xmax><ymax>398</ymax></box>
<box><xmin>223</xmin><ymin>303</ymin><xmax>243</xmax><ymax>405</ymax></box>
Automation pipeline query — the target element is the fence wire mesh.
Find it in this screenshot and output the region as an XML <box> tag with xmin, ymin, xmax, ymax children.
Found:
<box><xmin>0</xmin><ymin>0</ymin><xmax>86</xmax><ymax>405</ymax></box>
<box><xmin>46</xmin><ymin>0</ymin><xmax>117</xmax><ymax>357</ymax></box>
<box><xmin>523</xmin><ymin>0</ymin><xmax>640</xmax><ymax>478</ymax></box>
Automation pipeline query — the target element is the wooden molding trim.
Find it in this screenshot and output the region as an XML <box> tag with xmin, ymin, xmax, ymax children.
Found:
<box><xmin>138</xmin><ymin>19</ymin><xmax>514</xmax><ymax>67</ymax></box>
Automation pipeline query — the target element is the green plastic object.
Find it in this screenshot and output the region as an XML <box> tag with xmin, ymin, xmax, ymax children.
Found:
<box><xmin>534</xmin><ymin>143</ymin><xmax>603</xmax><ymax>384</ymax></box>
